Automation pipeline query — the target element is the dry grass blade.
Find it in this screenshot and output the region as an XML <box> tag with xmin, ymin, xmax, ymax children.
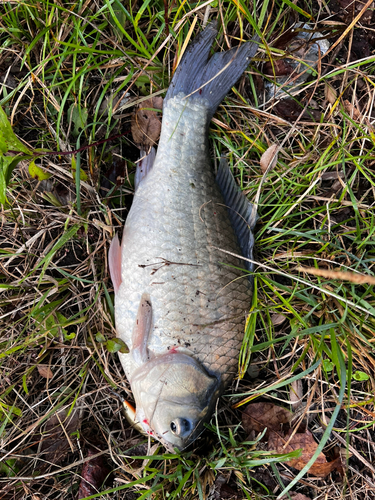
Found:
<box><xmin>298</xmin><ymin>266</ymin><xmax>375</xmax><ymax>285</ymax></box>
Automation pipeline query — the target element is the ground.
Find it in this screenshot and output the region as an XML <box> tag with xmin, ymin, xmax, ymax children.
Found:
<box><xmin>0</xmin><ymin>1</ymin><xmax>374</xmax><ymax>499</ymax></box>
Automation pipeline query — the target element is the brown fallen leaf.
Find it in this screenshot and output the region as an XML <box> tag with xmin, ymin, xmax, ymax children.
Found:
<box><xmin>242</xmin><ymin>402</ymin><xmax>293</xmax><ymax>439</ymax></box>
<box><xmin>260</xmin><ymin>144</ymin><xmax>279</xmax><ymax>174</ymax></box>
<box><xmin>325</xmin><ymin>83</ymin><xmax>337</xmax><ymax>106</ymax></box>
<box><xmin>321</xmin><ymin>170</ymin><xmax>344</xmax><ymax>180</ymax></box>
<box><xmin>40</xmin><ymin>409</ymin><xmax>80</xmax><ymax>466</ymax></box>
<box><xmin>131</xmin><ymin>97</ymin><xmax>163</xmax><ymax>148</ymax></box>
<box><xmin>268</xmin><ymin>429</ymin><xmax>340</xmax><ymax>477</ymax></box>
<box><xmin>78</xmin><ymin>447</ymin><xmax>110</xmax><ymax>499</ymax></box>
<box><xmin>37</xmin><ymin>365</ymin><xmax>53</xmax><ymax>379</ymax></box>
<box><xmin>274</xmin><ymin>99</ymin><xmax>322</xmax><ymax>122</ymax></box>
<box><xmin>343</xmin><ymin>99</ymin><xmax>362</xmax><ymax>121</ymax></box>
<box><xmin>281</xmin><ymin>494</ymin><xmax>311</xmax><ymax>500</ymax></box>
<box><xmin>271</xmin><ymin>312</ymin><xmax>286</xmax><ymax>326</ymax></box>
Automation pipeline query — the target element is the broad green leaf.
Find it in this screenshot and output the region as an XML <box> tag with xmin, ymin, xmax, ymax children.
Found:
<box><xmin>0</xmin><ymin>401</ymin><xmax>22</xmax><ymax>417</ymax></box>
<box><xmin>105</xmin><ymin>338</ymin><xmax>129</xmax><ymax>353</ymax></box>
<box><xmin>352</xmin><ymin>371</ymin><xmax>369</xmax><ymax>381</ymax></box>
<box><xmin>96</xmin><ymin>332</ymin><xmax>106</xmax><ymax>343</ymax></box>
<box><xmin>0</xmin><ymin>153</ymin><xmax>33</xmax><ymax>204</ymax></box>
<box><xmin>28</xmin><ymin>160</ymin><xmax>51</xmax><ymax>181</ymax></box>
<box><xmin>322</xmin><ymin>359</ymin><xmax>334</xmax><ymax>372</ymax></box>
<box><xmin>64</xmin><ymin>331</ymin><xmax>76</xmax><ymax>341</ymax></box>
<box><xmin>0</xmin><ymin>106</ymin><xmax>32</xmax><ymax>154</ymax></box>
<box><xmin>0</xmin><ymin>458</ymin><xmax>19</xmax><ymax>477</ymax></box>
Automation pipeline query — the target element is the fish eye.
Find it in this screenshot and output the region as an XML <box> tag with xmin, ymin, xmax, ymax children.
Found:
<box><xmin>170</xmin><ymin>418</ymin><xmax>192</xmax><ymax>437</ymax></box>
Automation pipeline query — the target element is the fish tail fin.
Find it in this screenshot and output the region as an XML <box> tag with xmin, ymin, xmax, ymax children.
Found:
<box><xmin>166</xmin><ymin>22</ymin><xmax>259</xmax><ymax>120</ymax></box>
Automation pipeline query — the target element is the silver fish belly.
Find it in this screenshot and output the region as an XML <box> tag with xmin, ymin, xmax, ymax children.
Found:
<box><xmin>109</xmin><ymin>22</ymin><xmax>258</xmax><ymax>451</ymax></box>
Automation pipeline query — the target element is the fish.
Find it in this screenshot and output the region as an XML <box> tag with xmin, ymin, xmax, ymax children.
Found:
<box><xmin>108</xmin><ymin>22</ymin><xmax>258</xmax><ymax>451</ymax></box>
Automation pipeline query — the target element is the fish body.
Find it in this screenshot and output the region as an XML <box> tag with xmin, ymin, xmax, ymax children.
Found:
<box><xmin>109</xmin><ymin>23</ymin><xmax>258</xmax><ymax>451</ymax></box>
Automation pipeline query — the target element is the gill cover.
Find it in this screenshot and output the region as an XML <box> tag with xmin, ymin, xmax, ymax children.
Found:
<box><xmin>129</xmin><ymin>293</ymin><xmax>221</xmax><ymax>451</ymax></box>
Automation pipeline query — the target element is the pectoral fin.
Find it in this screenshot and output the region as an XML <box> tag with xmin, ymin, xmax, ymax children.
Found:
<box><xmin>131</xmin><ymin>293</ymin><xmax>153</xmax><ymax>365</ymax></box>
<box><xmin>109</xmin><ymin>233</ymin><xmax>122</xmax><ymax>294</ymax></box>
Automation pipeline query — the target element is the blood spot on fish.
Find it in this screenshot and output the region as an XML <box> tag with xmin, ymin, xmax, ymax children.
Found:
<box><xmin>143</xmin><ymin>419</ymin><xmax>149</xmax><ymax>425</ymax></box>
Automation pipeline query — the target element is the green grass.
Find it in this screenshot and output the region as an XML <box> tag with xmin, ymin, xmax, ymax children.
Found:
<box><xmin>1</xmin><ymin>0</ymin><xmax>375</xmax><ymax>499</ymax></box>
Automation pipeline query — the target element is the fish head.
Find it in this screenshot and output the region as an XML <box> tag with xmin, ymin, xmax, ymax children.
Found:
<box><xmin>130</xmin><ymin>352</ymin><xmax>221</xmax><ymax>451</ymax></box>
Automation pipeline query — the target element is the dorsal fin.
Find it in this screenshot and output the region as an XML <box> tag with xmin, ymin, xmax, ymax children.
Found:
<box><xmin>216</xmin><ymin>159</ymin><xmax>256</xmax><ymax>271</ymax></box>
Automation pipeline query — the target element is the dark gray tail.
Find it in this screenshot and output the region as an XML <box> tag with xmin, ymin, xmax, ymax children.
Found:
<box><xmin>165</xmin><ymin>22</ymin><xmax>259</xmax><ymax>120</ymax></box>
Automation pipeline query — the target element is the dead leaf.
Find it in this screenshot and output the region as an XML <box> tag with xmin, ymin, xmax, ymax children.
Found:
<box><xmin>242</xmin><ymin>403</ymin><xmax>293</xmax><ymax>439</ymax></box>
<box><xmin>268</xmin><ymin>429</ymin><xmax>340</xmax><ymax>477</ymax></box>
<box><xmin>37</xmin><ymin>365</ymin><xmax>53</xmax><ymax>379</ymax></box>
<box><xmin>274</xmin><ymin>99</ymin><xmax>322</xmax><ymax>122</ymax></box>
<box><xmin>78</xmin><ymin>447</ymin><xmax>110</xmax><ymax>499</ymax></box>
<box><xmin>343</xmin><ymin>99</ymin><xmax>362</xmax><ymax>121</ymax></box>
<box><xmin>247</xmin><ymin>363</ymin><xmax>260</xmax><ymax>379</ymax></box>
<box><xmin>271</xmin><ymin>313</ymin><xmax>286</xmax><ymax>326</ymax></box>
<box><xmin>289</xmin><ymin>379</ymin><xmax>303</xmax><ymax>409</ymax></box>
<box><xmin>40</xmin><ymin>409</ymin><xmax>80</xmax><ymax>466</ymax></box>
<box><xmin>321</xmin><ymin>171</ymin><xmax>344</xmax><ymax>180</ymax></box>
<box><xmin>260</xmin><ymin>144</ymin><xmax>279</xmax><ymax>174</ymax></box>
<box><xmin>263</xmin><ymin>58</ymin><xmax>295</xmax><ymax>77</ymax></box>
<box><xmin>131</xmin><ymin>97</ymin><xmax>163</xmax><ymax>148</ymax></box>
<box><xmin>282</xmin><ymin>494</ymin><xmax>312</xmax><ymax>500</ymax></box>
<box><xmin>325</xmin><ymin>83</ymin><xmax>337</xmax><ymax>105</ymax></box>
